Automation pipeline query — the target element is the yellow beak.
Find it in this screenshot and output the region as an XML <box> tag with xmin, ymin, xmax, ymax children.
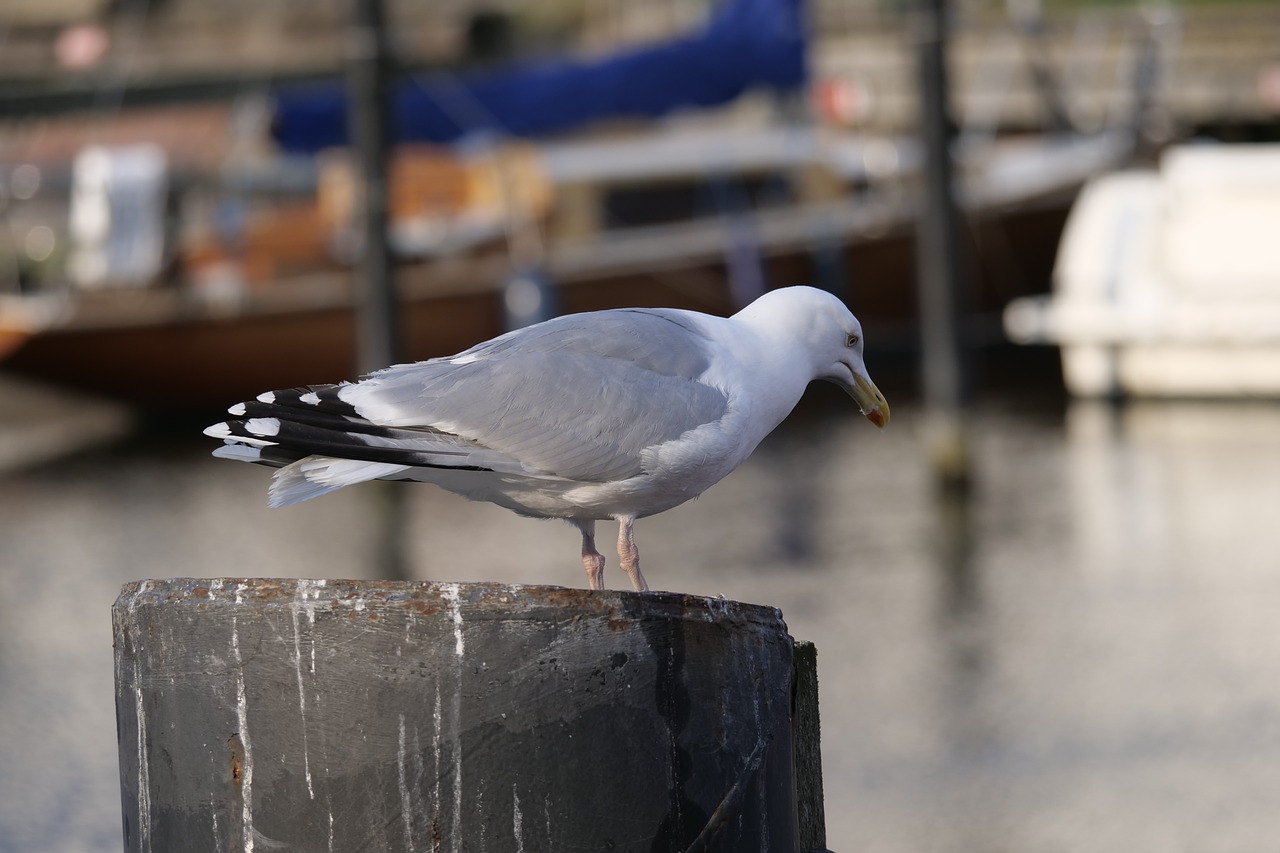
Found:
<box><xmin>848</xmin><ymin>374</ymin><xmax>890</xmax><ymax>429</ymax></box>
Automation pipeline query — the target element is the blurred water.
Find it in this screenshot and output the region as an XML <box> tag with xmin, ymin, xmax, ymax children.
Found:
<box><xmin>2</xmin><ymin>376</ymin><xmax>1280</xmax><ymax>852</ymax></box>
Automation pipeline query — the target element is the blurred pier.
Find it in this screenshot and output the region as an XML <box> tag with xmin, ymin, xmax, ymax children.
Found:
<box><xmin>0</xmin><ymin>373</ymin><xmax>130</xmax><ymax>471</ymax></box>
<box><xmin>2</xmin><ymin>2</ymin><xmax>1277</xmax><ymax>136</ymax></box>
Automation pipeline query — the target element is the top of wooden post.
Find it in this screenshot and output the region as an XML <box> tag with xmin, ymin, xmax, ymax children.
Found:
<box><xmin>115</xmin><ymin>577</ymin><xmax>788</xmax><ymax>630</ymax></box>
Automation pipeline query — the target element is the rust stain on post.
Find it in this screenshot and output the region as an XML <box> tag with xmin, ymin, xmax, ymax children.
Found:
<box><xmin>227</xmin><ymin>734</ymin><xmax>245</xmax><ymax>787</ymax></box>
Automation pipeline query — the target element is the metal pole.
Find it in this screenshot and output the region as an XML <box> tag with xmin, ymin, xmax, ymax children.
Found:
<box><xmin>347</xmin><ymin>0</ymin><xmax>401</xmax><ymax>375</ymax></box>
<box><xmin>914</xmin><ymin>0</ymin><xmax>973</xmax><ymax>490</ymax></box>
<box><xmin>347</xmin><ymin>0</ymin><xmax>409</xmax><ymax>580</ymax></box>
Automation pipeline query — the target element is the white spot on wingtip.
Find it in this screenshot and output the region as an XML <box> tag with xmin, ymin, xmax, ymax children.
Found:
<box><xmin>300</xmin><ymin>391</ymin><xmax>321</xmax><ymax>405</ymax></box>
<box><xmin>204</xmin><ymin>422</ymin><xmax>231</xmax><ymax>439</ymax></box>
<box><xmin>257</xmin><ymin>391</ymin><xmax>276</xmax><ymax>404</ymax></box>
<box><xmin>229</xmin><ymin>402</ymin><xmax>247</xmax><ymax>416</ymax></box>
<box><xmin>246</xmin><ymin>418</ymin><xmax>280</xmax><ymax>437</ymax></box>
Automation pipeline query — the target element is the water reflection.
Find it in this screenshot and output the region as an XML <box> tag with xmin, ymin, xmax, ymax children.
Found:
<box><xmin>3</xmin><ymin>386</ymin><xmax>1280</xmax><ymax>851</ymax></box>
<box><xmin>1067</xmin><ymin>401</ymin><xmax>1280</xmax><ymax>579</ymax></box>
<box><xmin>752</xmin><ymin>403</ymin><xmax>843</xmax><ymax>565</ymax></box>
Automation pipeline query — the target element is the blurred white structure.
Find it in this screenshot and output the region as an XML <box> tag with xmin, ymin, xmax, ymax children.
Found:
<box><xmin>1004</xmin><ymin>143</ymin><xmax>1280</xmax><ymax>397</ymax></box>
<box><xmin>68</xmin><ymin>144</ymin><xmax>168</xmax><ymax>289</ymax></box>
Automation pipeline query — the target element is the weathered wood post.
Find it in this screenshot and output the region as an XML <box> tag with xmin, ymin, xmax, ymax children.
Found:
<box><xmin>114</xmin><ymin>579</ymin><xmax>824</xmax><ymax>852</ymax></box>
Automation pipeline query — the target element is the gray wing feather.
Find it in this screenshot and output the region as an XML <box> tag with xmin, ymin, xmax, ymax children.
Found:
<box><xmin>344</xmin><ymin>310</ymin><xmax>729</xmax><ymax>482</ymax></box>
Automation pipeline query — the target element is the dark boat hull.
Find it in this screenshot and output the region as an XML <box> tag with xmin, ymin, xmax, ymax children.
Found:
<box><xmin>1</xmin><ymin>200</ymin><xmax>1070</xmax><ymax>410</ymax></box>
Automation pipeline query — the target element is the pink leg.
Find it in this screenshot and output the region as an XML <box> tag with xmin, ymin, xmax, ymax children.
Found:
<box><xmin>574</xmin><ymin>520</ymin><xmax>606</xmax><ymax>590</ymax></box>
<box><xmin>616</xmin><ymin>516</ymin><xmax>649</xmax><ymax>592</ymax></box>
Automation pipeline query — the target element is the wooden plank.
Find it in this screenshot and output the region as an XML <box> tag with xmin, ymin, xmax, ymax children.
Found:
<box><xmin>793</xmin><ymin>641</ymin><xmax>830</xmax><ymax>853</ymax></box>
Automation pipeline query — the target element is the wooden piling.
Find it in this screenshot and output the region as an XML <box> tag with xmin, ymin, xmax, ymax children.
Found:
<box><xmin>792</xmin><ymin>641</ymin><xmax>829</xmax><ymax>853</ymax></box>
<box><xmin>347</xmin><ymin>0</ymin><xmax>400</xmax><ymax>376</ymax></box>
<box><xmin>113</xmin><ymin>579</ymin><xmax>823</xmax><ymax>852</ymax></box>
<box><xmin>913</xmin><ymin>0</ymin><xmax>975</xmax><ymax>491</ymax></box>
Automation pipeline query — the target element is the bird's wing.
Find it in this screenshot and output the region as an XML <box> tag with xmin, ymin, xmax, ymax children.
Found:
<box><xmin>338</xmin><ymin>309</ymin><xmax>730</xmax><ymax>482</ymax></box>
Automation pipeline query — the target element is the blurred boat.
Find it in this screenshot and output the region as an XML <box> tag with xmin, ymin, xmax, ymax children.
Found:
<box><xmin>0</xmin><ymin>0</ymin><xmax>1138</xmax><ymax>408</ymax></box>
<box><xmin>0</xmin><ymin>126</ymin><xmax>1127</xmax><ymax>408</ymax></box>
<box><xmin>1004</xmin><ymin>142</ymin><xmax>1280</xmax><ymax>398</ymax></box>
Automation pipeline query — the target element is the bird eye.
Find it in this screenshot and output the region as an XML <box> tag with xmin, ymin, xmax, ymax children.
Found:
<box><xmin>845</xmin><ymin>334</ymin><xmax>859</xmax><ymax>348</ymax></box>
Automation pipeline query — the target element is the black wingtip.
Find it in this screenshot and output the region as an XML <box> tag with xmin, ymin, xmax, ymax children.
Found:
<box><xmin>254</xmin><ymin>385</ymin><xmax>359</xmax><ymax>416</ymax></box>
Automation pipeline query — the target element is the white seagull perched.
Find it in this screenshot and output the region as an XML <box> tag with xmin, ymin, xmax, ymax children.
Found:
<box><xmin>205</xmin><ymin>286</ymin><xmax>889</xmax><ymax>591</ymax></box>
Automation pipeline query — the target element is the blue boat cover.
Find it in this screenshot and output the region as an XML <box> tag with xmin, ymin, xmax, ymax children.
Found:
<box><xmin>272</xmin><ymin>0</ymin><xmax>807</xmax><ymax>153</ymax></box>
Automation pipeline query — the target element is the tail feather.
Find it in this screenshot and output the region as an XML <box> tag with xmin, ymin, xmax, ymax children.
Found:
<box><xmin>212</xmin><ymin>441</ymin><xmax>304</xmax><ymax>469</ymax></box>
<box><xmin>207</xmin><ymin>382</ymin><xmax>520</xmax><ymax>507</ymax></box>
<box><xmin>233</xmin><ymin>397</ymin><xmax>431</xmax><ymax>440</ymax></box>
<box><xmin>269</xmin><ymin>457</ymin><xmax>409</xmax><ymax>508</ymax></box>
<box><xmin>208</xmin><ymin>416</ymin><xmax>492</xmax><ymax>470</ymax></box>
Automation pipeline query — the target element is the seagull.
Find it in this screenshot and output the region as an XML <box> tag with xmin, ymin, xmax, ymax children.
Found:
<box><xmin>205</xmin><ymin>286</ymin><xmax>889</xmax><ymax>591</ymax></box>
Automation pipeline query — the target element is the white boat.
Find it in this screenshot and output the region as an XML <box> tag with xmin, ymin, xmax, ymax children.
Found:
<box><xmin>1004</xmin><ymin>143</ymin><xmax>1280</xmax><ymax>397</ymax></box>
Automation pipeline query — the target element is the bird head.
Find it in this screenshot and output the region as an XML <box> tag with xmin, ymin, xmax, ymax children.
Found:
<box><xmin>820</xmin><ymin>315</ymin><xmax>891</xmax><ymax>429</ymax></box>
<box><xmin>737</xmin><ymin>286</ymin><xmax>890</xmax><ymax>429</ymax></box>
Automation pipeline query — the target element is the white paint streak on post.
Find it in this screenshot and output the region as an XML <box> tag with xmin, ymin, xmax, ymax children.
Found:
<box><xmin>431</xmin><ymin>684</ymin><xmax>442</xmax><ymax>840</ymax></box>
<box><xmin>440</xmin><ymin>583</ymin><xmax>465</xmax><ymax>851</ymax></box>
<box><xmin>398</xmin><ymin>714</ymin><xmax>415</xmax><ymax>851</ymax></box>
<box><xmin>451</xmin><ymin>683</ymin><xmax>463</xmax><ymax>853</ymax></box>
<box><xmin>410</xmin><ymin>725</ymin><xmax>428</xmax><ymax>849</ymax></box>
<box><xmin>210</xmin><ymin>794</ymin><xmax>221</xmax><ymax>847</ymax></box>
<box><xmin>512</xmin><ymin>784</ymin><xmax>524</xmax><ymax>853</ymax></box>
<box><xmin>441</xmin><ymin>582</ymin><xmax>465</xmax><ymax>656</ymax></box>
<box><xmin>301</xmin><ymin>580</ymin><xmax>325</xmax><ymax>713</ymax></box>
<box><xmin>291</xmin><ymin>581</ymin><xmax>326</xmax><ymax>801</ymax></box>
<box><xmin>290</xmin><ymin>608</ymin><xmax>315</xmax><ymax>800</ymax></box>
<box><xmin>230</xmin><ymin>617</ymin><xmax>255</xmax><ymax>853</ymax></box>
<box><xmin>127</xmin><ymin>581</ymin><xmax>154</xmax><ymax>853</ymax></box>
<box><xmin>133</xmin><ymin>668</ymin><xmax>152</xmax><ymax>853</ymax></box>
<box><xmin>295</xmin><ymin>578</ymin><xmax>327</xmax><ymax>624</ymax></box>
